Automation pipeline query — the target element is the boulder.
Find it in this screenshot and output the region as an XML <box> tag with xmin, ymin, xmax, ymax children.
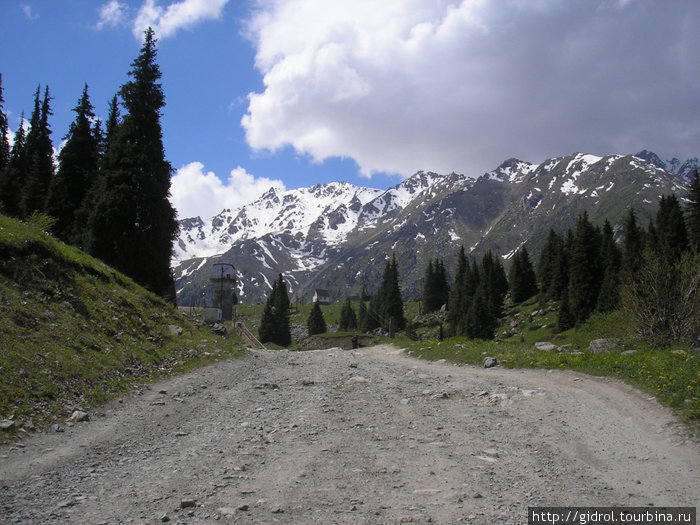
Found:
<box><xmin>211</xmin><ymin>323</ymin><xmax>228</xmax><ymax>336</ymax></box>
<box><xmin>588</xmin><ymin>338</ymin><xmax>619</xmax><ymax>354</ymax></box>
<box><xmin>535</xmin><ymin>342</ymin><xmax>559</xmax><ymax>352</ymax></box>
<box><xmin>69</xmin><ymin>410</ymin><xmax>89</xmax><ymax>423</ymax></box>
<box><xmin>482</xmin><ymin>357</ymin><xmax>497</xmax><ymax>368</ymax></box>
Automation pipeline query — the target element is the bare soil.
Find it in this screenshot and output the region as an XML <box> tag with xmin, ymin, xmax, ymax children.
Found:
<box><xmin>0</xmin><ymin>344</ymin><xmax>697</xmax><ymax>524</ymax></box>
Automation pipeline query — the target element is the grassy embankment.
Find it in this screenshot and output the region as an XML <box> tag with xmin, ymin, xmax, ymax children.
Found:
<box><xmin>0</xmin><ymin>213</ymin><xmax>245</xmax><ymax>440</ymax></box>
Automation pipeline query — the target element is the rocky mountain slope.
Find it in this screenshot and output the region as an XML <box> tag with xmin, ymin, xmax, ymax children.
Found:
<box><xmin>173</xmin><ymin>151</ymin><xmax>690</xmax><ymax>305</ymax></box>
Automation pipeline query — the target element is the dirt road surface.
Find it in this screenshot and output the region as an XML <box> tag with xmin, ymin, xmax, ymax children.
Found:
<box><xmin>1</xmin><ymin>345</ymin><xmax>697</xmax><ymax>524</ymax></box>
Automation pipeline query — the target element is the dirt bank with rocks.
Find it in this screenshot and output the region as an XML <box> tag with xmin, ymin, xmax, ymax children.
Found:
<box><xmin>1</xmin><ymin>345</ymin><xmax>697</xmax><ymax>524</ymax></box>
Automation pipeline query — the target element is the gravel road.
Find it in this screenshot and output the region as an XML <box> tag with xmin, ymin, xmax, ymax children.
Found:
<box><xmin>1</xmin><ymin>344</ymin><xmax>697</xmax><ymax>524</ymax></box>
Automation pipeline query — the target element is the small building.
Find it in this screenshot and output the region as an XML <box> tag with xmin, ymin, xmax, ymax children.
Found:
<box><xmin>312</xmin><ymin>288</ymin><xmax>330</xmax><ymax>305</ymax></box>
<box><xmin>211</xmin><ymin>263</ymin><xmax>236</xmax><ymax>321</ymax></box>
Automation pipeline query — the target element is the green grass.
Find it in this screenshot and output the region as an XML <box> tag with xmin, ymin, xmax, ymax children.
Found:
<box><xmin>402</xmin><ymin>300</ymin><xmax>699</xmax><ymax>436</ymax></box>
<box><xmin>0</xmin><ymin>214</ymin><xmax>245</xmax><ymax>439</ymax></box>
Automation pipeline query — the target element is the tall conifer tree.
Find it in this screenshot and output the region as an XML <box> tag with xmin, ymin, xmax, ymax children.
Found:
<box><xmin>22</xmin><ymin>85</ymin><xmax>54</xmax><ymax>217</ymax></box>
<box><xmin>655</xmin><ymin>194</ymin><xmax>688</xmax><ymax>260</ymax></box>
<box><xmin>339</xmin><ymin>298</ymin><xmax>357</xmax><ymax>331</ymax></box>
<box><xmin>0</xmin><ymin>112</ymin><xmax>26</xmax><ymax>216</ymax></box>
<box><xmin>307</xmin><ymin>301</ymin><xmax>327</xmax><ymax>335</ymax></box>
<box><xmin>509</xmin><ymin>246</ymin><xmax>538</xmax><ymax>304</ymax></box>
<box><xmin>622</xmin><ymin>207</ymin><xmax>643</xmax><ymax>277</ymax></box>
<box><xmin>568</xmin><ymin>212</ymin><xmax>602</xmax><ymax>323</ymax></box>
<box><xmin>687</xmin><ymin>170</ymin><xmax>700</xmax><ymax>253</ymax></box>
<box><xmin>377</xmin><ymin>255</ymin><xmax>405</xmax><ymax>331</ymax></box>
<box><xmin>46</xmin><ymin>84</ymin><xmax>101</xmax><ymax>245</ymax></box>
<box><xmin>0</xmin><ymin>75</ymin><xmax>9</xmax><ymax>173</ymax></box>
<box><xmin>87</xmin><ymin>28</ymin><xmax>178</xmax><ymax>300</ymax></box>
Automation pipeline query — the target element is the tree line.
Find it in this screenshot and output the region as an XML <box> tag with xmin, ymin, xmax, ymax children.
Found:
<box><xmin>262</xmin><ymin>177</ymin><xmax>699</xmax><ymax>348</ymax></box>
<box><xmin>0</xmin><ymin>29</ymin><xmax>178</xmax><ymax>301</ymax></box>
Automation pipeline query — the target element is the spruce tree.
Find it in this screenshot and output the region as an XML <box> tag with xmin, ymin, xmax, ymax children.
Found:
<box><xmin>270</xmin><ymin>273</ymin><xmax>291</xmax><ymax>346</ymax></box>
<box><xmin>339</xmin><ymin>298</ymin><xmax>357</xmax><ymax>331</ymax></box>
<box><xmin>509</xmin><ymin>246</ymin><xmax>538</xmax><ymax>304</ymax></box>
<box><xmin>687</xmin><ymin>170</ymin><xmax>700</xmax><ymax>253</ymax></box>
<box><xmin>656</xmin><ymin>194</ymin><xmax>688</xmax><ymax>260</ymax></box>
<box><xmin>87</xmin><ymin>28</ymin><xmax>178</xmax><ymax>300</ymax></box>
<box><xmin>435</xmin><ymin>258</ymin><xmax>450</xmax><ymax>309</ymax></box>
<box><xmin>568</xmin><ymin>211</ymin><xmax>602</xmax><ymax>324</ymax></box>
<box><xmin>258</xmin><ymin>274</ymin><xmax>291</xmax><ymax>346</ymax></box>
<box><xmin>377</xmin><ymin>255</ymin><xmax>405</xmax><ymax>331</ymax></box>
<box><xmin>448</xmin><ymin>246</ymin><xmax>469</xmax><ymax>334</ymax></box>
<box><xmin>46</xmin><ymin>84</ymin><xmax>101</xmax><ymax>245</ymax></box>
<box><xmin>423</xmin><ymin>258</ymin><xmax>449</xmax><ymax>313</ymax></box>
<box><xmin>22</xmin><ymin>85</ymin><xmax>54</xmax><ymax>217</ymax></box>
<box><xmin>422</xmin><ymin>259</ymin><xmax>436</xmax><ymax>313</ymax></box>
<box><xmin>481</xmin><ymin>250</ymin><xmax>507</xmax><ymax>320</ymax></box>
<box><xmin>0</xmin><ymin>75</ymin><xmax>9</xmax><ymax>173</ymax></box>
<box><xmin>596</xmin><ymin>219</ymin><xmax>621</xmax><ymax>312</ymax></box>
<box><xmin>537</xmin><ymin>229</ymin><xmax>561</xmax><ymax>298</ymax></box>
<box><xmin>466</xmin><ymin>283</ymin><xmax>497</xmax><ymax>340</ymax></box>
<box><xmin>0</xmin><ymin>113</ymin><xmax>26</xmax><ymax>217</ymax></box>
<box><xmin>307</xmin><ymin>301</ymin><xmax>327</xmax><ymax>335</ymax></box>
<box><xmin>622</xmin><ymin>207</ymin><xmax>644</xmax><ymax>277</ymax></box>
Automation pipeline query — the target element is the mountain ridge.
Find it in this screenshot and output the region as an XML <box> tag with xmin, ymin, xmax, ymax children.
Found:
<box><xmin>173</xmin><ymin>151</ymin><xmax>691</xmax><ymax>305</ymax></box>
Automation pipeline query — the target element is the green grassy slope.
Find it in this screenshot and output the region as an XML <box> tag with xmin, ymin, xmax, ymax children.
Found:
<box><xmin>0</xmin><ymin>214</ymin><xmax>245</xmax><ymax>439</ymax></box>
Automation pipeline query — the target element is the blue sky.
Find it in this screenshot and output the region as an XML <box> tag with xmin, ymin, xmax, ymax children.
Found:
<box><xmin>1</xmin><ymin>1</ymin><xmax>699</xmax><ymax>220</ymax></box>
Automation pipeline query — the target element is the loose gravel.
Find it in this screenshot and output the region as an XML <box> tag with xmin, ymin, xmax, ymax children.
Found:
<box><xmin>1</xmin><ymin>344</ymin><xmax>697</xmax><ymax>524</ymax></box>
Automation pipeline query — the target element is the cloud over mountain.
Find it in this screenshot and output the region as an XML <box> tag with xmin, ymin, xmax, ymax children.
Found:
<box><xmin>170</xmin><ymin>162</ymin><xmax>285</xmax><ymax>220</ymax></box>
<box><xmin>242</xmin><ymin>0</ymin><xmax>700</xmax><ymax>179</ymax></box>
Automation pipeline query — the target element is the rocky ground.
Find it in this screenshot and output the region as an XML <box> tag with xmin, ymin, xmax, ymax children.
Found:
<box><xmin>0</xmin><ymin>344</ymin><xmax>697</xmax><ymax>524</ymax></box>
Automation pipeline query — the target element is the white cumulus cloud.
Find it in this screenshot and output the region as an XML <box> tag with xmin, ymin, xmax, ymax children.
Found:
<box><xmin>133</xmin><ymin>0</ymin><xmax>229</xmax><ymax>40</ymax></box>
<box><xmin>170</xmin><ymin>162</ymin><xmax>285</xmax><ymax>219</ymax></box>
<box><xmin>242</xmin><ymin>0</ymin><xmax>700</xmax><ymax>178</ymax></box>
<box><xmin>96</xmin><ymin>0</ymin><xmax>128</xmax><ymax>29</ymax></box>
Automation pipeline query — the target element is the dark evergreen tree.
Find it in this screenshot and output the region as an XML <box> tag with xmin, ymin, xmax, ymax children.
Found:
<box><xmin>86</xmin><ymin>28</ymin><xmax>178</xmax><ymax>300</ymax></box>
<box><xmin>549</xmin><ymin>229</ymin><xmax>572</xmax><ymax>302</ymax></box>
<box><xmin>0</xmin><ymin>75</ymin><xmax>9</xmax><ymax>173</ymax></box>
<box><xmin>0</xmin><ymin>112</ymin><xmax>26</xmax><ymax>216</ymax></box>
<box><xmin>307</xmin><ymin>301</ymin><xmax>327</xmax><ymax>335</ymax></box>
<box><xmin>568</xmin><ymin>211</ymin><xmax>602</xmax><ymax>324</ymax></box>
<box><xmin>258</xmin><ymin>274</ymin><xmax>291</xmax><ymax>346</ymax></box>
<box><xmin>21</xmin><ymin>85</ymin><xmax>54</xmax><ymax>217</ymax></box>
<box><xmin>422</xmin><ymin>258</ymin><xmax>450</xmax><ymax>313</ymax></box>
<box><xmin>270</xmin><ymin>273</ymin><xmax>291</xmax><ymax>346</ymax></box>
<box><xmin>481</xmin><ymin>250</ymin><xmax>508</xmax><ymax>319</ymax></box>
<box><xmin>655</xmin><ymin>194</ymin><xmax>688</xmax><ymax>260</ymax></box>
<box><xmin>447</xmin><ymin>246</ymin><xmax>469</xmax><ymax>334</ymax></box>
<box><xmin>46</xmin><ymin>84</ymin><xmax>101</xmax><ymax>245</ymax></box>
<box><xmin>377</xmin><ymin>255</ymin><xmax>405</xmax><ymax>331</ymax></box>
<box><xmin>466</xmin><ymin>283</ymin><xmax>497</xmax><ymax>339</ymax></box>
<box><xmin>687</xmin><ymin>170</ymin><xmax>700</xmax><ymax>253</ymax></box>
<box><xmin>622</xmin><ymin>207</ymin><xmax>644</xmax><ymax>277</ymax></box>
<box><xmin>509</xmin><ymin>246</ymin><xmax>538</xmax><ymax>304</ymax></box>
<box><xmin>258</xmin><ymin>301</ymin><xmax>275</xmax><ymax>344</ymax></box>
<box><xmin>339</xmin><ymin>298</ymin><xmax>358</xmax><ymax>331</ymax></box>
<box><xmin>596</xmin><ymin>219</ymin><xmax>621</xmax><ymax>312</ymax></box>
<box><xmin>537</xmin><ymin>229</ymin><xmax>561</xmax><ymax>298</ymax></box>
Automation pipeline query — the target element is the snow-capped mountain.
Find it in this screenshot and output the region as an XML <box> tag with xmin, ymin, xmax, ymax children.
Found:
<box><xmin>173</xmin><ymin>151</ymin><xmax>690</xmax><ymax>305</ymax></box>
<box><xmin>173</xmin><ymin>181</ymin><xmax>383</xmax><ymax>263</ymax></box>
<box><xmin>634</xmin><ymin>150</ymin><xmax>699</xmax><ymax>182</ymax></box>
